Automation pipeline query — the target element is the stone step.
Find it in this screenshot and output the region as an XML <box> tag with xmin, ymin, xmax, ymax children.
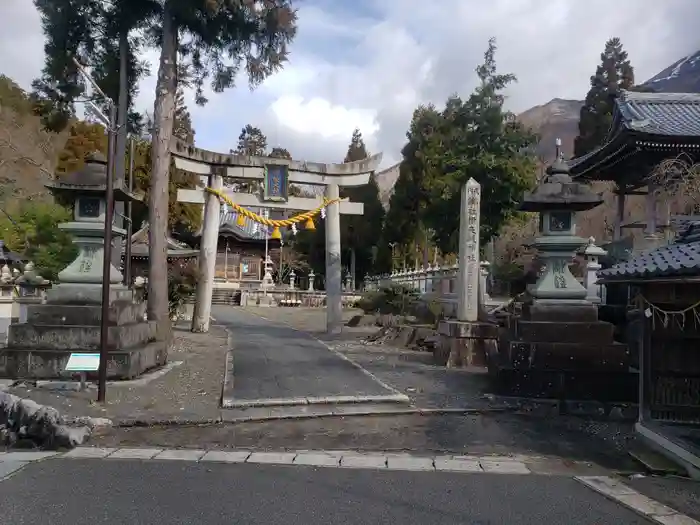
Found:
<box><xmin>516</xmin><ymin>320</ymin><xmax>614</xmax><ymax>345</ymax></box>
<box><xmin>1</xmin><ymin>340</ymin><xmax>167</xmax><ymax>379</ymax></box>
<box><xmin>26</xmin><ymin>302</ymin><xmax>146</xmax><ymax>327</ymax></box>
<box><xmin>506</xmin><ymin>340</ymin><xmax>630</xmax><ymax>371</ymax></box>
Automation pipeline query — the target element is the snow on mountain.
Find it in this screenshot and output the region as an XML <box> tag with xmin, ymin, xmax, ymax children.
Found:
<box><xmin>643</xmin><ymin>50</ymin><xmax>700</xmax><ymax>93</ymax></box>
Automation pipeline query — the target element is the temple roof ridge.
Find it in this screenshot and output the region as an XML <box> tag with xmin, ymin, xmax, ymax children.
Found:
<box><xmin>567</xmin><ymin>90</ymin><xmax>700</xmax><ymax>182</ymax></box>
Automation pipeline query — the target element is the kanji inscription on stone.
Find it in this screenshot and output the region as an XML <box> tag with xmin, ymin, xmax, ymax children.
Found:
<box><xmin>78</xmin><ymin>247</ymin><xmax>97</xmax><ymax>273</ymax></box>
<box><xmin>552</xmin><ymin>260</ymin><xmax>567</xmax><ymax>288</ymax></box>
<box><xmin>458</xmin><ymin>178</ymin><xmax>481</xmax><ymax>322</ymax></box>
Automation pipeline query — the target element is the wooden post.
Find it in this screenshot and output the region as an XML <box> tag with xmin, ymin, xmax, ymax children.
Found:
<box><xmin>614</xmin><ymin>189</ymin><xmax>626</xmax><ymax>241</ymax></box>
<box><xmin>192</xmin><ymin>173</ymin><xmax>222</xmax><ymax>332</ymax></box>
<box><xmin>645</xmin><ymin>182</ymin><xmax>657</xmax><ymax>236</ymax></box>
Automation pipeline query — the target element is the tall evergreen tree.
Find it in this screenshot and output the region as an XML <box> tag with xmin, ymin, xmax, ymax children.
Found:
<box><xmin>573</xmin><ymin>37</ymin><xmax>635</xmax><ymax>158</ymax></box>
<box><xmin>230</xmin><ymin>124</ymin><xmax>268</xmax><ymax>193</ymax></box>
<box><xmin>418</xmin><ymin>38</ymin><xmax>537</xmax><ymax>254</ymax></box>
<box><xmin>234</xmin><ymin>124</ymin><xmax>268</xmax><ymax>156</ymax></box>
<box><xmin>32</xmin><ymin>0</ymin><xmax>298</xmax><ymax>338</ymax></box>
<box><xmin>383</xmin><ymin>105</ymin><xmax>441</xmax><ymax>256</ymax></box>
<box><xmin>340</xmin><ymin>129</ymin><xmax>385</xmax><ymax>284</ymax></box>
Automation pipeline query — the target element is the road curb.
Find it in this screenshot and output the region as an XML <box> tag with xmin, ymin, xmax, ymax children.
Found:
<box><xmin>3</xmin><ymin>447</ymin><xmax>537</xmax><ymax>476</ymax></box>
<box><xmin>111</xmin><ymin>406</ymin><xmax>519</xmax><ymax>428</ymax></box>
<box><xmin>223</xmin><ymin>393</ymin><xmax>410</xmax><ymax>409</ymax></box>
<box><xmin>575</xmin><ymin>475</ymin><xmax>700</xmax><ymax>524</ymax></box>
<box><xmin>219</xmin><ymin>327</ymin><xmax>236</xmax><ymax>409</ymax></box>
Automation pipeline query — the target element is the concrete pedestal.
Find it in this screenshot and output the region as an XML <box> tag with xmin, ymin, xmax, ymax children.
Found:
<box><xmin>436</xmin><ymin>320</ymin><xmax>498</xmax><ymax>369</ymax></box>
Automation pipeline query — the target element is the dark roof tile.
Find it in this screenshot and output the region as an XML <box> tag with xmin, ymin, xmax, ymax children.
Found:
<box><xmin>617</xmin><ymin>91</ymin><xmax>700</xmax><ymax>136</ymax></box>
<box><xmin>598</xmin><ymin>221</ymin><xmax>700</xmax><ymax>280</ymax></box>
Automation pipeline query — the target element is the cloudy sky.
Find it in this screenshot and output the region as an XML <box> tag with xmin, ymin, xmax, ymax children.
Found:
<box><xmin>1</xmin><ymin>0</ymin><xmax>699</xmax><ymax>167</ymax></box>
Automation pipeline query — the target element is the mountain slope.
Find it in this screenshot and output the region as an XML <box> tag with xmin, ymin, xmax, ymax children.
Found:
<box><xmin>0</xmin><ymin>76</ymin><xmax>67</xmax><ymax>206</ymax></box>
<box><xmin>643</xmin><ymin>50</ymin><xmax>700</xmax><ymax>93</ymax></box>
<box><xmin>516</xmin><ymin>98</ymin><xmax>583</xmax><ymax>161</ymax></box>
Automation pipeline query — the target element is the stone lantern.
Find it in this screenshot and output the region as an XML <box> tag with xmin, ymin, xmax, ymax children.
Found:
<box><xmin>520</xmin><ymin>158</ymin><xmax>603</xmax><ymax>310</ymax></box>
<box><xmin>44</xmin><ymin>152</ymin><xmax>138</xmax><ymax>304</ymax></box>
<box><xmin>491</xmin><ymin>157</ymin><xmax>630</xmax><ymax>398</ymax></box>
<box><xmin>1</xmin><ymin>152</ymin><xmax>162</xmax><ymax>380</ymax></box>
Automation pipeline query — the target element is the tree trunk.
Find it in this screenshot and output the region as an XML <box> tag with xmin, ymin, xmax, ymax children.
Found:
<box><xmin>112</xmin><ymin>31</ymin><xmax>129</xmax><ymax>269</ymax></box>
<box><xmin>148</xmin><ymin>3</ymin><xmax>177</xmax><ymax>342</ymax></box>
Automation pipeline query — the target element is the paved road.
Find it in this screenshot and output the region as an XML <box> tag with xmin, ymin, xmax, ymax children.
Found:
<box><xmin>0</xmin><ymin>459</ymin><xmax>650</xmax><ymax>525</ymax></box>
<box><xmin>212</xmin><ymin>307</ymin><xmax>395</xmax><ymax>401</ymax></box>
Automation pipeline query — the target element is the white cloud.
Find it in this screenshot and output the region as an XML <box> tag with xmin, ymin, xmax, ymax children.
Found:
<box><xmin>1</xmin><ymin>0</ymin><xmax>699</xmax><ymax>168</ymax></box>
<box><xmin>270</xmin><ymin>95</ymin><xmax>378</xmax><ymax>140</ymax></box>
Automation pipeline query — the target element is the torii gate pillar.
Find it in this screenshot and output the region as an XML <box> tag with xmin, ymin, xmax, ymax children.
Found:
<box><xmin>192</xmin><ymin>172</ymin><xmax>222</xmax><ymax>332</ymax></box>
<box><xmin>325</xmin><ymin>183</ymin><xmax>342</xmax><ymax>334</ymax></box>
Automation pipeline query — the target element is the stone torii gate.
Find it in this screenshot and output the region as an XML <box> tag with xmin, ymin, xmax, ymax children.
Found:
<box><xmin>172</xmin><ymin>140</ymin><xmax>382</xmax><ymax>334</ymax></box>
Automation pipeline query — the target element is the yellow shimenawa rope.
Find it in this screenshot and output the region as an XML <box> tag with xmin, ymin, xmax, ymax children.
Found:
<box><xmin>204</xmin><ymin>186</ymin><xmax>340</xmax><ymax>227</ymax></box>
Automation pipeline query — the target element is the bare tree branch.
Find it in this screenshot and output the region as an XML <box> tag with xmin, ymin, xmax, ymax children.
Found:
<box><xmin>650</xmin><ymin>152</ymin><xmax>700</xmax><ymax>214</ymax></box>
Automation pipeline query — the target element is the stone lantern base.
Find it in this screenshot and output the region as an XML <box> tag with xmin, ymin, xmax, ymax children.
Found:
<box><xmin>490</xmin><ymin>298</ymin><xmax>637</xmax><ymax>402</ymax></box>
<box><xmin>1</xmin><ymin>225</ymin><xmax>165</xmax><ymax>380</ymax></box>
<box><xmin>1</xmin><ymin>298</ymin><xmax>165</xmax><ymax>380</ymax></box>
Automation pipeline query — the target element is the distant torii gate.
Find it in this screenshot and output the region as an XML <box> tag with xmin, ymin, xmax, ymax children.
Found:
<box><xmin>172</xmin><ymin>140</ymin><xmax>382</xmax><ymax>334</ymax></box>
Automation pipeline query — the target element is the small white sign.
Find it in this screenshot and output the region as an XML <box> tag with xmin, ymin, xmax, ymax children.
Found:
<box><xmin>65</xmin><ymin>353</ymin><xmax>101</xmax><ymax>372</ymax></box>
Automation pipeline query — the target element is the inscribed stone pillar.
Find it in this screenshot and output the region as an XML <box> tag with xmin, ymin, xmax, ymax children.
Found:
<box><xmin>457</xmin><ymin>179</ymin><xmax>481</xmax><ymax>322</ymax></box>
<box><xmin>325</xmin><ymin>183</ymin><xmax>342</xmax><ymax>334</ymax></box>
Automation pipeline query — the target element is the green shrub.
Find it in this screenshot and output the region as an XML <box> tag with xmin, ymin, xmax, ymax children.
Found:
<box><xmin>168</xmin><ymin>259</ymin><xmax>199</xmax><ymax>317</ymax></box>
<box><xmin>357</xmin><ymin>284</ymin><xmax>419</xmax><ymax>315</ymax></box>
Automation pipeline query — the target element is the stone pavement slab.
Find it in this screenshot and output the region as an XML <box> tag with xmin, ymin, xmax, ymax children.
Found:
<box><xmin>212</xmin><ymin>307</ymin><xmax>405</xmax><ymax>405</ymax></box>
<box><xmin>247</xmin><ymin>451</ymin><xmax>297</xmax><ymax>465</ymax></box>
<box><xmin>63</xmin><ymin>447</ymin><xmax>117</xmax><ymax>459</ymax></box>
<box><xmin>201</xmin><ymin>450</ymin><xmax>252</xmax><ymax>463</ymax></box>
<box><xmin>108</xmin><ymin>448</ymin><xmax>164</xmax><ymax>459</ymax></box>
<box><xmin>294</xmin><ymin>452</ymin><xmax>341</xmax><ymax>467</ymax></box>
<box><xmin>154</xmin><ymin>449</ymin><xmax>207</xmax><ymax>461</ymax></box>
<box><xmin>0</xmin><ymin>461</ymin><xmax>28</xmax><ymax>479</ymax></box>
<box><xmin>339</xmin><ymin>453</ymin><xmax>388</xmax><ymax>469</ymax></box>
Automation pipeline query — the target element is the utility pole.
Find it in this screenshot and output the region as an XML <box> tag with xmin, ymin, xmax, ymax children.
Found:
<box><xmin>124</xmin><ymin>137</ymin><xmax>134</xmax><ymax>286</ymax></box>
<box><xmin>73</xmin><ymin>58</ymin><xmax>117</xmax><ymax>404</ymax></box>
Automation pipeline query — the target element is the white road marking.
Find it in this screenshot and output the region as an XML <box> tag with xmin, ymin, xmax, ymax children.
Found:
<box><xmin>576</xmin><ymin>476</ymin><xmax>700</xmax><ymax>525</ymax></box>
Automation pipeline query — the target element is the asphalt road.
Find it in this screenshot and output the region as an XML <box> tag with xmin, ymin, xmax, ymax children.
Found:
<box><xmin>0</xmin><ymin>459</ymin><xmax>650</xmax><ymax>525</ymax></box>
